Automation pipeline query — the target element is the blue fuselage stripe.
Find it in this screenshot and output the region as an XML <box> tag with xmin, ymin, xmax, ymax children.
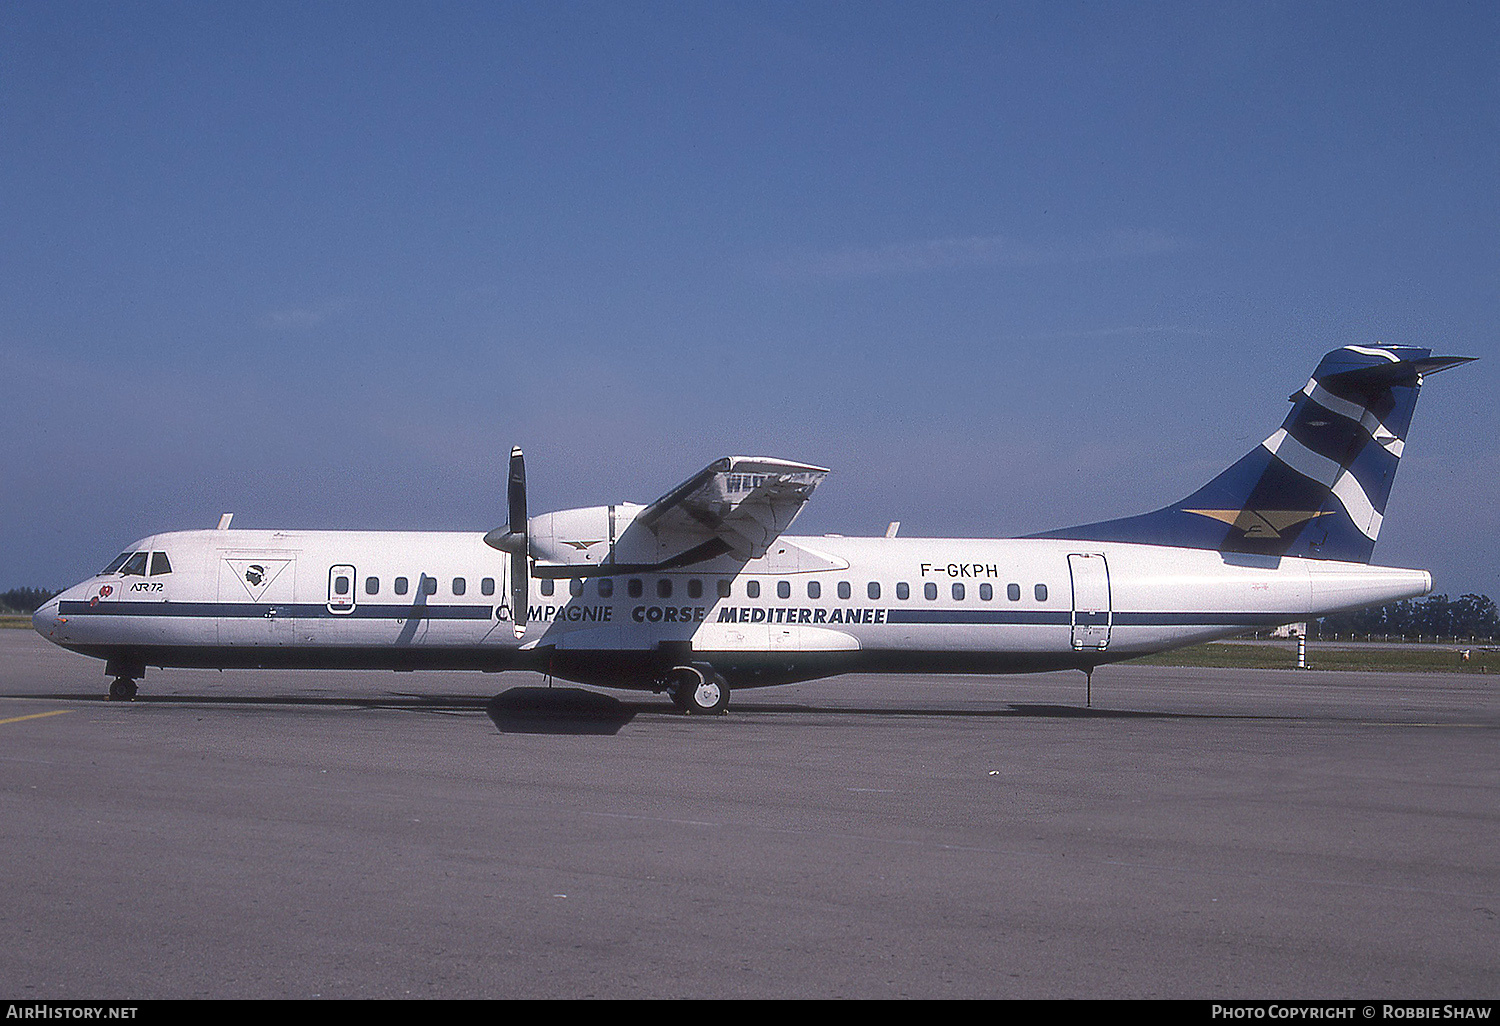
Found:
<box><xmin>58</xmin><ymin>601</ymin><xmax>495</xmax><ymax>620</ymax></box>
<box><xmin>58</xmin><ymin>601</ymin><xmax>1292</xmax><ymax>629</ymax></box>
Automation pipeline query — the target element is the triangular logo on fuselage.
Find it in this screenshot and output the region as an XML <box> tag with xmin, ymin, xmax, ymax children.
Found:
<box><xmin>225</xmin><ymin>558</ymin><xmax>291</xmax><ymax>601</ymax></box>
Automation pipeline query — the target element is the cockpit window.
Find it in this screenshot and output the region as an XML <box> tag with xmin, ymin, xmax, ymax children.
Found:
<box><xmin>100</xmin><ymin>552</ymin><xmax>133</xmax><ymax>575</ymax></box>
<box><xmin>150</xmin><ymin>552</ymin><xmax>172</xmax><ymax>576</ymax></box>
<box><xmin>120</xmin><ymin>552</ymin><xmax>149</xmax><ymax>577</ymax></box>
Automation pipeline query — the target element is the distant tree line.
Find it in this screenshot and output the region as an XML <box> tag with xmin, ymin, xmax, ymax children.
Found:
<box><xmin>0</xmin><ymin>587</ymin><xmax>58</xmax><ymax>614</ymax></box>
<box><xmin>1319</xmin><ymin>593</ymin><xmax>1499</xmax><ymax>641</ymax></box>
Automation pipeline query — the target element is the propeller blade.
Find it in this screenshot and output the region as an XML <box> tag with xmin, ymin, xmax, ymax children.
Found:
<box><xmin>480</xmin><ymin>447</ymin><xmax>532</xmax><ymax>638</ymax></box>
<box><xmin>511</xmin><ymin>552</ymin><xmax>529</xmax><ymax>639</ymax></box>
<box><xmin>508</xmin><ymin>447</ymin><xmax>528</xmax><ymax>639</ymax></box>
<box><xmin>508</xmin><ymin>446</ymin><xmax>527</xmax><ymax>535</ymax></box>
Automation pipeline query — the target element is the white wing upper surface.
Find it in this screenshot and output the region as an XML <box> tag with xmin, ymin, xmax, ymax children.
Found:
<box><xmin>635</xmin><ymin>457</ymin><xmax>830</xmax><ymax>560</ymax></box>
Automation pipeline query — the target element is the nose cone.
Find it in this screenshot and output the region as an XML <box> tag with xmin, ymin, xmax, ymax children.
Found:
<box><xmin>31</xmin><ymin>597</ymin><xmax>61</xmax><ymax>639</ymax></box>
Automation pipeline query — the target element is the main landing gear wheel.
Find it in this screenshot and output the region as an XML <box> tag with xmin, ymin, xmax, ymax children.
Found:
<box><xmin>668</xmin><ymin>666</ymin><xmax>730</xmax><ymax>715</ymax></box>
<box><xmin>108</xmin><ymin>678</ymin><xmax>138</xmax><ymax>702</ymax></box>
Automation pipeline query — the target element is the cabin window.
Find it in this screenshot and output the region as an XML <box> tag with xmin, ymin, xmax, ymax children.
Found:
<box><xmin>837</xmin><ymin>581</ymin><xmax>851</xmax><ymax>600</ymax></box>
<box><xmin>366</xmin><ymin>577</ymin><xmax>380</xmax><ymax>595</ymax></box>
<box><xmin>628</xmin><ymin>579</ymin><xmax>643</xmax><ymax>598</ymax></box>
<box><xmin>422</xmin><ymin>577</ymin><xmax>438</xmax><ymax>596</ymax></box>
<box><xmin>598</xmin><ymin>578</ymin><xmax>614</xmax><ymax>598</ymax></box>
<box><xmin>777</xmin><ymin>581</ymin><xmax>791</xmax><ymax>599</ymax></box>
<box><xmin>452</xmin><ymin>578</ymin><xmax>466</xmax><ymax>596</ymax></box>
<box><xmin>924</xmin><ymin>582</ymin><xmax>938</xmax><ymax>600</ymax></box>
<box><xmin>481</xmin><ymin>577</ymin><xmax>495</xmax><ymax>596</ymax></box>
<box><xmin>867</xmin><ymin>582</ymin><xmax>881</xmax><ymax>600</ymax></box>
<box><xmin>657</xmin><ymin>578</ymin><xmax>672</xmax><ymax>599</ymax></box>
<box><xmin>569</xmin><ymin>578</ymin><xmax>584</xmax><ymax>597</ymax></box>
<box><xmin>540</xmin><ymin>579</ymin><xmax>555</xmax><ymax>597</ymax></box>
<box><xmin>747</xmin><ymin>581</ymin><xmax>761</xmax><ymax>598</ymax></box>
<box><xmin>1035</xmin><ymin>583</ymin><xmax>1048</xmax><ymax>602</ymax></box>
<box><xmin>952</xmin><ymin>583</ymin><xmax>965</xmax><ymax>601</ymax></box>
<box><xmin>395</xmin><ymin>577</ymin><xmax>409</xmax><ymax>595</ymax></box>
<box><xmin>149</xmin><ymin>552</ymin><xmax>172</xmax><ymax>576</ymax></box>
<box><xmin>807</xmin><ymin>581</ymin><xmax>820</xmax><ymax>599</ymax></box>
<box><xmin>979</xmin><ymin>582</ymin><xmax>993</xmax><ymax>601</ymax></box>
<box><xmin>717</xmin><ymin>579</ymin><xmax>732</xmax><ymax>598</ymax></box>
<box><xmin>101</xmin><ymin>552</ymin><xmax>133</xmax><ymax>575</ymax></box>
<box><xmin>120</xmin><ymin>552</ymin><xmax>149</xmax><ymax>577</ymax></box>
<box><xmin>1007</xmin><ymin>583</ymin><xmax>1021</xmax><ymax>602</ymax></box>
<box><xmin>896</xmin><ymin>582</ymin><xmax>910</xmax><ymax>600</ymax></box>
<box><xmin>688</xmin><ymin>579</ymin><xmax>703</xmax><ymax>599</ymax></box>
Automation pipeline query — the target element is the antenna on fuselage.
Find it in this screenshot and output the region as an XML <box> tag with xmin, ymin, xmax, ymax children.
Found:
<box><xmin>217</xmin><ymin>513</ymin><xmax>234</xmax><ymax>531</ymax></box>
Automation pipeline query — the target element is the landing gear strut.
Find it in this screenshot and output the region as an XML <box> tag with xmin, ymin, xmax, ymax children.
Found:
<box><xmin>667</xmin><ymin>665</ymin><xmax>730</xmax><ymax>715</ymax></box>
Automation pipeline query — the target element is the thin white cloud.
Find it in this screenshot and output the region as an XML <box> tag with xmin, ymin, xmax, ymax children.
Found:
<box><xmin>1016</xmin><ymin>324</ymin><xmax>1214</xmax><ymax>343</ymax></box>
<box><xmin>264</xmin><ymin>297</ymin><xmax>349</xmax><ymax>329</ymax></box>
<box><xmin>776</xmin><ymin>229</ymin><xmax>1189</xmax><ymax>279</ymax></box>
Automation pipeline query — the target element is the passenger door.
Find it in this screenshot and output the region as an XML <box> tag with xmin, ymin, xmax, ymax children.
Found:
<box><xmin>327</xmin><ymin>564</ymin><xmax>357</xmax><ymax>615</ymax></box>
<box><xmin>1068</xmin><ymin>552</ymin><xmax>1111</xmax><ymax>651</ymax></box>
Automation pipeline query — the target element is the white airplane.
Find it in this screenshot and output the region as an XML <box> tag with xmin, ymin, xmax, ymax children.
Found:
<box><xmin>33</xmin><ymin>345</ymin><xmax>1472</xmax><ymax>712</ymax></box>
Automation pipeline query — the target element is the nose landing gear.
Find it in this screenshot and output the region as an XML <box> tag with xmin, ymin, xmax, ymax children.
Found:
<box><xmin>105</xmin><ymin>656</ymin><xmax>143</xmax><ymax>702</ymax></box>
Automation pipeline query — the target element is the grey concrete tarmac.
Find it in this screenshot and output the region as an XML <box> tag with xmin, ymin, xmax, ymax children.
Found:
<box><xmin>1</xmin><ymin>630</ymin><xmax>1496</xmax><ymax>999</ymax></box>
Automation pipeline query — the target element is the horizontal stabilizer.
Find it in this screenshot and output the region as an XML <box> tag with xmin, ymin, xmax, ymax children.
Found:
<box><xmin>1308</xmin><ymin>352</ymin><xmax>1475</xmax><ymax>396</ymax></box>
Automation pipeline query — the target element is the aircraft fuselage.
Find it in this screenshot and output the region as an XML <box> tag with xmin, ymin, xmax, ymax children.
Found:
<box><xmin>33</xmin><ymin>526</ymin><xmax>1430</xmax><ymax>689</ymax></box>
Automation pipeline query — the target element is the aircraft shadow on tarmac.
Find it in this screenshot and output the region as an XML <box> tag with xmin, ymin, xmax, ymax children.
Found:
<box><xmin>485</xmin><ymin>686</ymin><xmax>637</xmax><ymax>735</ymax></box>
<box><xmin>14</xmin><ymin>685</ymin><xmax>643</xmax><ymax>736</ymax></box>
<box><xmin>18</xmin><ymin>687</ymin><xmax>1317</xmax><ymax>734</ymax></box>
<box><xmin>729</xmin><ymin>701</ymin><xmax>1304</xmax><ymax>723</ymax></box>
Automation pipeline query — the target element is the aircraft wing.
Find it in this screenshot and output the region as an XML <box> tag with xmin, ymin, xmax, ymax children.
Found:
<box><xmin>634</xmin><ymin>456</ymin><xmax>830</xmax><ymax>560</ymax></box>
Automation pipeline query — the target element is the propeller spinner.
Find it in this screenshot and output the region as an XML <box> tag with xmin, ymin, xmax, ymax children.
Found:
<box><xmin>482</xmin><ymin>446</ymin><xmax>530</xmax><ymax>638</ymax></box>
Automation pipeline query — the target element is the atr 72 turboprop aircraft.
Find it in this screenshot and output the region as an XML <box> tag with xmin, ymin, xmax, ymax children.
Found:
<box><xmin>33</xmin><ymin>344</ymin><xmax>1472</xmax><ymax>713</ymax></box>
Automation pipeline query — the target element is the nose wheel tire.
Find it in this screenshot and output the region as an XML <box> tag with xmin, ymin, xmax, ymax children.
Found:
<box><xmin>668</xmin><ymin>666</ymin><xmax>730</xmax><ymax>715</ymax></box>
<box><xmin>108</xmin><ymin>678</ymin><xmax>138</xmax><ymax>702</ymax></box>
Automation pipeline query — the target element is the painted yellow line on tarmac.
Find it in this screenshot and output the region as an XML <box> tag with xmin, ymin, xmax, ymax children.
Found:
<box><xmin>0</xmin><ymin>710</ymin><xmax>73</xmax><ymax>726</ymax></box>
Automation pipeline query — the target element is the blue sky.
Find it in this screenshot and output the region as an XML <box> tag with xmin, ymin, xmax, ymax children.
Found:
<box><xmin>3</xmin><ymin>1</ymin><xmax>1496</xmax><ymax>598</ymax></box>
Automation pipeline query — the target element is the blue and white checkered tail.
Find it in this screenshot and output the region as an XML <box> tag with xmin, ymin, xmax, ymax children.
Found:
<box><xmin>1035</xmin><ymin>345</ymin><xmax>1474</xmax><ymax>563</ymax></box>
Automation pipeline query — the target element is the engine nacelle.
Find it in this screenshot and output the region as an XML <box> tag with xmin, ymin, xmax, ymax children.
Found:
<box><xmin>527</xmin><ymin>504</ymin><xmax>656</xmax><ymax>568</ymax></box>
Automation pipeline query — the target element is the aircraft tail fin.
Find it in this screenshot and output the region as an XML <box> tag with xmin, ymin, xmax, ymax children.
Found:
<box><xmin>1034</xmin><ymin>345</ymin><xmax>1473</xmax><ymax>562</ymax></box>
